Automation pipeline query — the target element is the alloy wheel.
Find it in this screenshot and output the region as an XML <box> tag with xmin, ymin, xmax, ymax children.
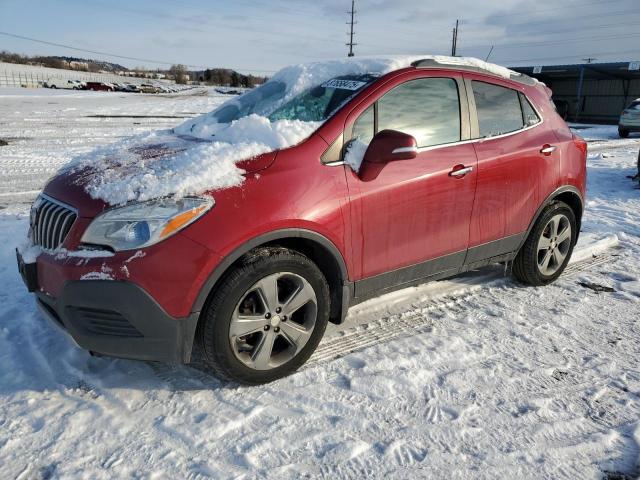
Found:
<box><xmin>536</xmin><ymin>213</ymin><xmax>572</xmax><ymax>276</ymax></box>
<box><xmin>229</xmin><ymin>272</ymin><xmax>317</xmax><ymax>370</ymax></box>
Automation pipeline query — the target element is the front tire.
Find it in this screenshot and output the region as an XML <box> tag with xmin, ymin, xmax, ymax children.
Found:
<box><xmin>619</xmin><ymin>128</ymin><xmax>629</xmax><ymax>138</ymax></box>
<box><xmin>197</xmin><ymin>247</ymin><xmax>330</xmax><ymax>385</ymax></box>
<box><xmin>513</xmin><ymin>202</ymin><xmax>577</xmax><ymax>286</ymax></box>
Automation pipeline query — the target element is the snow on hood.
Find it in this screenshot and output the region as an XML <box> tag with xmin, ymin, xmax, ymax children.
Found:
<box><xmin>66</xmin><ymin>55</ymin><xmax>520</xmax><ymax>206</ymax></box>
<box><xmin>69</xmin><ymin>116</ymin><xmax>319</xmax><ymax>205</ymax></box>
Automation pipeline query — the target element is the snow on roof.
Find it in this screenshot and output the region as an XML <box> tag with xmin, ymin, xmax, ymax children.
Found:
<box><xmin>70</xmin><ymin>56</ymin><xmax>519</xmax><ymax>205</ymax></box>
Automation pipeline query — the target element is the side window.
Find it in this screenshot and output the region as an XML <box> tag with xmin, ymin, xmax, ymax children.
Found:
<box><xmin>472</xmin><ymin>81</ymin><xmax>524</xmax><ymax>137</ymax></box>
<box><xmin>352</xmin><ymin>105</ymin><xmax>375</xmax><ymax>145</ymax></box>
<box><xmin>519</xmin><ymin>93</ymin><xmax>541</xmax><ymax>127</ymax></box>
<box><xmin>377</xmin><ymin>78</ymin><xmax>461</xmax><ymax>148</ymax></box>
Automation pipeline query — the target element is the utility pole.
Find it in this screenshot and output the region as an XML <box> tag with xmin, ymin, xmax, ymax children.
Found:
<box><xmin>451</xmin><ymin>19</ymin><xmax>459</xmax><ymax>56</ymax></box>
<box><xmin>347</xmin><ymin>0</ymin><xmax>357</xmax><ymax>57</ymax></box>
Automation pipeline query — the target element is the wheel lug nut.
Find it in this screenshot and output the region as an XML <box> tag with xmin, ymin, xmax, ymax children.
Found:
<box><xmin>265</xmin><ymin>313</ymin><xmax>271</xmax><ymax>319</ymax></box>
<box><xmin>264</xmin><ymin>325</ymin><xmax>270</xmax><ymax>331</ymax></box>
<box><xmin>274</xmin><ymin>327</ymin><xmax>280</xmax><ymax>333</ymax></box>
<box><xmin>282</xmin><ymin>316</ymin><xmax>287</xmax><ymax>321</ymax></box>
<box><xmin>275</xmin><ymin>307</ymin><xmax>281</xmax><ymax>313</ymax></box>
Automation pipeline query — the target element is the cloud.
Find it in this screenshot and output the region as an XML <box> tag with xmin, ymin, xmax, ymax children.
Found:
<box><xmin>3</xmin><ymin>0</ymin><xmax>638</xmax><ymax>72</ymax></box>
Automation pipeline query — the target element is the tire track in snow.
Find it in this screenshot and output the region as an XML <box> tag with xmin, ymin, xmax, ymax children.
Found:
<box><xmin>306</xmin><ymin>248</ymin><xmax>619</xmax><ymax>368</ymax></box>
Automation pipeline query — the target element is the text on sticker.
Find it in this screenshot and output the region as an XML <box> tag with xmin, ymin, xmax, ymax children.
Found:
<box><xmin>321</xmin><ymin>79</ymin><xmax>367</xmax><ymax>91</ymax></box>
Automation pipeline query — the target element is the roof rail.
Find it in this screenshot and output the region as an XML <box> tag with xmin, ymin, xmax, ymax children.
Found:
<box><xmin>411</xmin><ymin>58</ymin><xmax>537</xmax><ymax>86</ymax></box>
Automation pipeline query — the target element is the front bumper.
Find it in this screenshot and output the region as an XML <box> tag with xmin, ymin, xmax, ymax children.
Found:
<box><xmin>35</xmin><ymin>280</ymin><xmax>199</xmax><ymax>363</ymax></box>
<box><xmin>619</xmin><ymin>121</ymin><xmax>640</xmax><ymax>131</ymax></box>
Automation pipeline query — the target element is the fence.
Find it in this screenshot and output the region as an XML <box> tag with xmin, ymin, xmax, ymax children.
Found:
<box><xmin>0</xmin><ymin>62</ymin><xmax>171</xmax><ymax>88</ymax></box>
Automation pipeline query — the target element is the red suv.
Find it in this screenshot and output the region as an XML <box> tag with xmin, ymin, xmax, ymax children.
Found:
<box><xmin>17</xmin><ymin>57</ymin><xmax>587</xmax><ymax>384</ymax></box>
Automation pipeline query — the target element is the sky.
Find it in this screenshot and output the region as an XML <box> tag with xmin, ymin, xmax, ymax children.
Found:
<box><xmin>0</xmin><ymin>0</ymin><xmax>639</xmax><ymax>74</ymax></box>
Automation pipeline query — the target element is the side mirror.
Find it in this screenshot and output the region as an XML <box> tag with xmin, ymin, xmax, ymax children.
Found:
<box><xmin>363</xmin><ymin>129</ymin><xmax>418</xmax><ymax>164</ymax></box>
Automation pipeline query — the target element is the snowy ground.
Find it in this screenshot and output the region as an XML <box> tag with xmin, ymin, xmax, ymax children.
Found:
<box><xmin>1</xmin><ymin>90</ymin><xmax>639</xmax><ymax>479</ymax></box>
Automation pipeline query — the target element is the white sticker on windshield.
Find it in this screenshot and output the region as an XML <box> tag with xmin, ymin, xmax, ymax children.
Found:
<box><xmin>321</xmin><ymin>79</ymin><xmax>367</xmax><ymax>90</ymax></box>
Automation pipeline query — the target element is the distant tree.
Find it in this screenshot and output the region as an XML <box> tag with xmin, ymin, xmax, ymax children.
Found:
<box><xmin>230</xmin><ymin>71</ymin><xmax>241</xmax><ymax>88</ymax></box>
<box><xmin>169</xmin><ymin>64</ymin><xmax>188</xmax><ymax>84</ymax></box>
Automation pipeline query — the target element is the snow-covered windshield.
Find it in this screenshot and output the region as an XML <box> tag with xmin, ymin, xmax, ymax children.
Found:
<box><xmin>209</xmin><ymin>74</ymin><xmax>377</xmax><ymax>124</ymax></box>
<box><xmin>268</xmin><ymin>75</ymin><xmax>378</xmax><ymax>122</ymax></box>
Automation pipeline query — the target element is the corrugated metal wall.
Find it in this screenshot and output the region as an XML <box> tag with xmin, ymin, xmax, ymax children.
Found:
<box><xmin>547</xmin><ymin>78</ymin><xmax>640</xmax><ymax>123</ymax></box>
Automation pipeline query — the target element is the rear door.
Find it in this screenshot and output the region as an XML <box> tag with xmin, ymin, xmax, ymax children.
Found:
<box><xmin>345</xmin><ymin>72</ymin><xmax>478</xmax><ymax>290</ymax></box>
<box><xmin>465</xmin><ymin>76</ymin><xmax>558</xmax><ymax>260</ymax></box>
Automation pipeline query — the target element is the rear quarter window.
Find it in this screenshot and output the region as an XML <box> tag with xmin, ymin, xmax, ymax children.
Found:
<box><xmin>472</xmin><ymin>81</ymin><xmax>524</xmax><ymax>137</ymax></box>
<box><xmin>519</xmin><ymin>93</ymin><xmax>541</xmax><ymax>127</ymax></box>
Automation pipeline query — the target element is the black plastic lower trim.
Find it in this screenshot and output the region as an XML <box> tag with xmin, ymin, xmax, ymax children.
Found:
<box><xmin>35</xmin><ymin>281</ymin><xmax>199</xmax><ymax>364</ymax></box>
<box><xmin>353</xmin><ymin>250</ymin><xmax>466</xmax><ymax>301</ymax></box>
<box><xmin>464</xmin><ymin>233</ymin><xmax>524</xmax><ymax>265</ymax></box>
<box><xmin>351</xmin><ymin>235</ymin><xmax>527</xmax><ymax>305</ymax></box>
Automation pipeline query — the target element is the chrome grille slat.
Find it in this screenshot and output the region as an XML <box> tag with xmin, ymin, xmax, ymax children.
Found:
<box><xmin>47</xmin><ymin>206</ymin><xmax>64</xmax><ymax>249</ymax></box>
<box><xmin>38</xmin><ymin>202</ymin><xmax>54</xmax><ymax>248</ymax></box>
<box><xmin>30</xmin><ymin>195</ymin><xmax>77</xmax><ymax>250</ymax></box>
<box><xmin>57</xmin><ymin>212</ymin><xmax>74</xmax><ymax>248</ymax></box>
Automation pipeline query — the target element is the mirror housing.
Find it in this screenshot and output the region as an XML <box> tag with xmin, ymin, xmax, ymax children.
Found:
<box><xmin>363</xmin><ymin>129</ymin><xmax>418</xmax><ymax>164</ymax></box>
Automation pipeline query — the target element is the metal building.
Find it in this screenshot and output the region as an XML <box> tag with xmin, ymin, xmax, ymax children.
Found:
<box><xmin>511</xmin><ymin>62</ymin><xmax>640</xmax><ymax>124</ymax></box>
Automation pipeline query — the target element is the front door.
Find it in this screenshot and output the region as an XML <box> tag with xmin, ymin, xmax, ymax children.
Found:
<box><xmin>344</xmin><ymin>73</ymin><xmax>478</xmax><ymax>294</ymax></box>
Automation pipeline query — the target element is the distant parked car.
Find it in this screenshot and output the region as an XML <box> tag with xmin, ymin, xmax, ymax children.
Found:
<box><xmin>112</xmin><ymin>82</ymin><xmax>135</xmax><ymax>93</ymax></box>
<box><xmin>619</xmin><ymin>98</ymin><xmax>640</xmax><ymax>138</ymax></box>
<box><xmin>44</xmin><ymin>79</ymin><xmax>81</xmax><ymax>90</ymax></box>
<box><xmin>138</xmin><ymin>83</ymin><xmax>160</xmax><ymax>94</ymax></box>
<box><xmin>70</xmin><ymin>80</ymin><xmax>87</xmax><ymax>90</ymax></box>
<box><xmin>86</xmin><ymin>82</ymin><xmax>114</xmax><ymax>92</ymax></box>
<box><xmin>121</xmin><ymin>83</ymin><xmax>139</xmax><ymax>93</ymax></box>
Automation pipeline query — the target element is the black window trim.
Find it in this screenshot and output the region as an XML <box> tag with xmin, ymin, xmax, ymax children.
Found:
<box><xmin>518</xmin><ymin>91</ymin><xmax>542</xmax><ymax>128</ymax></box>
<box><xmin>466</xmin><ymin>77</ymin><xmax>545</xmax><ymax>141</ymax></box>
<box><xmin>322</xmin><ymin>74</ymin><xmax>545</xmax><ymax>166</ymax></box>
<box><xmin>345</xmin><ymin>75</ymin><xmax>471</xmax><ymax>153</ymax></box>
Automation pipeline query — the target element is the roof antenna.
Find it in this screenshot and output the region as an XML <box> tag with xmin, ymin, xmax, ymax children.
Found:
<box><xmin>485</xmin><ymin>45</ymin><xmax>494</xmax><ymax>62</ymax></box>
<box><xmin>347</xmin><ymin>0</ymin><xmax>357</xmax><ymax>57</ymax></box>
<box><xmin>451</xmin><ymin>19</ymin><xmax>459</xmax><ymax>56</ymax></box>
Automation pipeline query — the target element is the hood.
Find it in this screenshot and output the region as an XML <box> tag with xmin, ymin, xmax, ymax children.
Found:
<box><xmin>44</xmin><ymin>132</ymin><xmax>276</xmax><ymax>217</ymax></box>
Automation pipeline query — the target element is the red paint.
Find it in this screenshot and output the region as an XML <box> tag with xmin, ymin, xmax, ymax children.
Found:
<box><xmin>35</xmin><ymin>64</ymin><xmax>587</xmax><ymax>318</ymax></box>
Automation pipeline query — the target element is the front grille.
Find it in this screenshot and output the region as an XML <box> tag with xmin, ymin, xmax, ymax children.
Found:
<box><xmin>67</xmin><ymin>307</ymin><xmax>143</xmax><ymax>337</ymax></box>
<box><xmin>30</xmin><ymin>195</ymin><xmax>77</xmax><ymax>250</ymax></box>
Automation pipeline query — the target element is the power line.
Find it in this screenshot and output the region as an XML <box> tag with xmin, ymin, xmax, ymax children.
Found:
<box><xmin>461</xmin><ymin>31</ymin><xmax>640</xmax><ymax>52</ymax></box>
<box><xmin>500</xmin><ymin>48</ymin><xmax>640</xmax><ymax>64</ymax></box>
<box><xmin>357</xmin><ymin>19</ymin><xmax>640</xmax><ymax>55</ymax></box>
<box><xmin>0</xmin><ymin>31</ymin><xmax>278</xmax><ymax>74</ymax></box>
<box><xmin>389</xmin><ymin>7</ymin><xmax>640</xmax><ymax>41</ymax></box>
<box><xmin>464</xmin><ymin>0</ymin><xmax>629</xmax><ymax>22</ymax></box>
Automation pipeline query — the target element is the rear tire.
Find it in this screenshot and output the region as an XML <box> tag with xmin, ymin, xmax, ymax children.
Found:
<box><xmin>513</xmin><ymin>202</ymin><xmax>577</xmax><ymax>286</ymax></box>
<box><xmin>619</xmin><ymin>128</ymin><xmax>629</xmax><ymax>138</ymax></box>
<box><xmin>197</xmin><ymin>247</ymin><xmax>330</xmax><ymax>385</ymax></box>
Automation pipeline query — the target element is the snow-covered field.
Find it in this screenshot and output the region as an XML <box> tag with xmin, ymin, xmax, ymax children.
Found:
<box><xmin>1</xmin><ymin>89</ymin><xmax>639</xmax><ymax>479</ymax></box>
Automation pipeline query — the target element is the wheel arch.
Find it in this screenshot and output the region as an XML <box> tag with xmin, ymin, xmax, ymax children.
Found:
<box><xmin>519</xmin><ymin>185</ymin><xmax>584</xmax><ymax>251</ymax></box>
<box><xmin>192</xmin><ymin>229</ymin><xmax>352</xmax><ymax>325</ymax></box>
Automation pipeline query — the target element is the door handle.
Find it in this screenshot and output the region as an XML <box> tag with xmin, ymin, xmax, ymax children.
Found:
<box><xmin>540</xmin><ymin>144</ymin><xmax>557</xmax><ymax>155</ymax></box>
<box><xmin>449</xmin><ymin>165</ymin><xmax>474</xmax><ymax>178</ymax></box>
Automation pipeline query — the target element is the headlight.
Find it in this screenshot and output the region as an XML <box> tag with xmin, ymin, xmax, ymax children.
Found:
<box><xmin>81</xmin><ymin>197</ymin><xmax>213</xmax><ymax>251</ymax></box>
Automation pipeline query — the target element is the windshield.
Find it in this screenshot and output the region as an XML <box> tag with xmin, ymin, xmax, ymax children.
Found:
<box><xmin>210</xmin><ymin>74</ymin><xmax>378</xmax><ymax>124</ymax></box>
<box><xmin>628</xmin><ymin>101</ymin><xmax>640</xmax><ymax>110</ymax></box>
<box><xmin>268</xmin><ymin>75</ymin><xmax>378</xmax><ymax>122</ymax></box>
